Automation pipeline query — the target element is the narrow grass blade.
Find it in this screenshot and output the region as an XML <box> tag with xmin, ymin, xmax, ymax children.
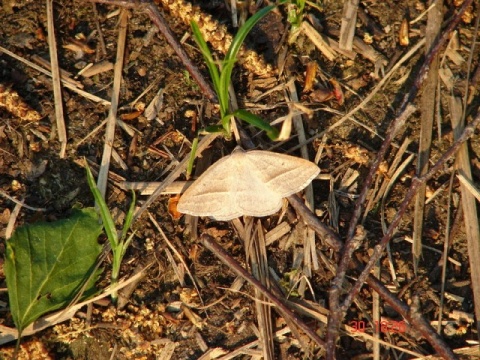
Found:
<box><xmin>186</xmin><ymin>136</ymin><xmax>199</xmax><ymax>179</ymax></box>
<box><xmin>85</xmin><ymin>160</ymin><xmax>118</xmax><ymax>248</ymax></box>
<box><xmin>233</xmin><ymin>109</ymin><xmax>279</xmax><ymax>140</ymax></box>
<box><xmin>220</xmin><ymin>5</ymin><xmax>276</xmax><ymax>106</ymax></box>
<box><xmin>120</xmin><ymin>190</ymin><xmax>136</xmax><ymax>242</ymax></box>
<box><xmin>190</xmin><ymin>21</ymin><xmax>223</xmax><ymax>112</ymax></box>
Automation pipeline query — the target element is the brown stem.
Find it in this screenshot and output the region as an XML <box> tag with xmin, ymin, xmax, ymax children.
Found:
<box><xmin>85</xmin><ymin>0</ymin><xmax>217</xmax><ymax>101</ymax></box>
<box><xmin>200</xmin><ymin>234</ymin><xmax>325</xmax><ymax>350</ymax></box>
<box><xmin>326</xmin><ymin>1</ymin><xmax>475</xmax><ymax>357</ymax></box>
<box><xmin>294</xmin><ymin>189</ymin><xmax>459</xmax><ymax>358</ymax></box>
<box><xmin>287</xmin><ymin>194</ymin><xmax>343</xmax><ymax>253</ymax></box>
<box><xmin>366</xmin><ymin>275</ymin><xmax>457</xmax><ymax>359</ymax></box>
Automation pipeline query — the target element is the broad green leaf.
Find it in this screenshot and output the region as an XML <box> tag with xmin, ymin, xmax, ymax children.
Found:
<box><xmin>5</xmin><ymin>208</ymin><xmax>102</xmax><ymax>333</ymax></box>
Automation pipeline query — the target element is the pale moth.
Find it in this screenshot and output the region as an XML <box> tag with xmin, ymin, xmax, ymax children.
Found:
<box><xmin>177</xmin><ymin>147</ymin><xmax>320</xmax><ymax>220</ymax></box>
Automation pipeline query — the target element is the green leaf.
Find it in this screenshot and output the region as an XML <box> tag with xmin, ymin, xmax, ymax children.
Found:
<box><xmin>220</xmin><ymin>4</ymin><xmax>276</xmax><ymax>114</ymax></box>
<box><xmin>233</xmin><ymin>109</ymin><xmax>279</xmax><ymax>140</ymax></box>
<box><xmin>202</xmin><ymin>125</ymin><xmax>228</xmax><ymax>134</ymax></box>
<box><xmin>85</xmin><ymin>161</ymin><xmax>118</xmax><ymax>248</ymax></box>
<box><xmin>5</xmin><ymin>208</ymin><xmax>102</xmax><ymax>334</ymax></box>
<box><xmin>190</xmin><ymin>21</ymin><xmax>224</xmax><ymax>114</ymax></box>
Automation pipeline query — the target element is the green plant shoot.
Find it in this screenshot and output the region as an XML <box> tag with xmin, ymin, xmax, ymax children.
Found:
<box><xmin>85</xmin><ymin>161</ymin><xmax>136</xmax><ymax>305</ymax></box>
<box><xmin>186</xmin><ymin>136</ymin><xmax>199</xmax><ymax>179</ymax></box>
<box><xmin>287</xmin><ymin>0</ymin><xmax>306</xmax><ymax>28</ymax></box>
<box><xmin>190</xmin><ymin>4</ymin><xmax>279</xmax><ymax>141</ymax></box>
<box><xmin>286</xmin><ymin>0</ymin><xmax>324</xmax><ymax>43</ymax></box>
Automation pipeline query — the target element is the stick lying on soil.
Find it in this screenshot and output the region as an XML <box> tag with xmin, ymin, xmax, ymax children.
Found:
<box><xmin>326</xmin><ymin>0</ymin><xmax>475</xmax><ymax>358</ymax></box>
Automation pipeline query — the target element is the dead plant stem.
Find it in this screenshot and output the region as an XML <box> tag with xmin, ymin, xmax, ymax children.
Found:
<box><xmin>340</xmin><ymin>110</ymin><xmax>480</xmax><ymax>358</ymax></box>
<box><xmin>96</xmin><ymin>9</ymin><xmax>128</xmax><ymax>199</ymax></box>
<box><xmin>291</xmin><ymin>193</ymin><xmax>457</xmax><ymax>358</ymax></box>
<box><xmin>413</xmin><ymin>0</ymin><xmax>443</xmax><ymax>274</ymax></box>
<box><xmin>85</xmin><ymin>0</ymin><xmax>217</xmax><ymax>101</ymax></box>
<box><xmin>326</xmin><ymin>1</ymin><xmax>475</xmax><ymax>357</ymax></box>
<box><xmin>200</xmin><ymin>234</ymin><xmax>325</xmax><ymax>351</ymax></box>
<box><xmin>46</xmin><ymin>0</ymin><xmax>67</xmax><ymax>157</ymax></box>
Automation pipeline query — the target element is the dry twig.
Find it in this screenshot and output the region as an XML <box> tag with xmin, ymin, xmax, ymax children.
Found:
<box><xmin>286</xmin><ymin>81</ymin><xmax>319</xmax><ymax>277</ymax></box>
<box><xmin>0</xmin><ymin>45</ymin><xmax>110</xmax><ymax>105</ymax></box>
<box><xmin>450</xmin><ymin>94</ymin><xmax>480</xmax><ymax>336</ymax></box>
<box><xmin>326</xmin><ymin>2</ymin><xmax>474</xmax><ymax>357</ymax></box>
<box><xmin>200</xmin><ymin>234</ymin><xmax>325</xmax><ymax>351</ymax></box>
<box><xmin>412</xmin><ymin>0</ymin><xmax>443</xmax><ymax>274</ymax></box>
<box><xmin>289</xmin><ymin>37</ymin><xmax>425</xmax><ymax>153</ymax></box>
<box><xmin>243</xmin><ymin>219</ymin><xmax>275</xmax><ymax>359</ymax></box>
<box><xmin>46</xmin><ymin>0</ymin><xmax>67</xmax><ymax>157</ymax></box>
<box><xmin>339</xmin><ymin>0</ymin><xmax>359</xmax><ymax>51</ymax></box>
<box><xmin>289</xmin><ymin>193</ymin><xmax>459</xmax><ymax>358</ymax></box>
<box><xmin>85</xmin><ymin>0</ymin><xmax>219</xmax><ymax>101</ymax></box>
<box><xmin>96</xmin><ymin>9</ymin><xmax>128</xmax><ymax>198</ymax></box>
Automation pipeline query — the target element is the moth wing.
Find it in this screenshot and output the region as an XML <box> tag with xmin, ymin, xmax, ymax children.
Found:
<box><xmin>245</xmin><ymin>151</ymin><xmax>320</xmax><ymax>196</ymax></box>
<box><xmin>177</xmin><ymin>154</ymin><xmax>242</xmax><ymax>220</ymax></box>
<box><xmin>177</xmin><ymin>148</ymin><xmax>318</xmax><ymax>220</ymax></box>
<box><xmin>233</xmin><ymin>161</ymin><xmax>284</xmax><ymax>217</ymax></box>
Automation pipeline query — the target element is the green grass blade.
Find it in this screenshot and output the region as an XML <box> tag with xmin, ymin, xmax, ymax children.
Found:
<box><xmin>186</xmin><ymin>137</ymin><xmax>199</xmax><ymax>179</ymax></box>
<box><xmin>202</xmin><ymin>125</ymin><xmax>226</xmax><ymax>134</ymax></box>
<box><xmin>233</xmin><ymin>109</ymin><xmax>279</xmax><ymax>140</ymax></box>
<box><xmin>190</xmin><ymin>21</ymin><xmax>225</xmax><ymax>115</ymax></box>
<box><xmin>120</xmin><ymin>190</ymin><xmax>136</xmax><ymax>242</ymax></box>
<box><xmin>224</xmin><ymin>5</ymin><xmax>276</xmax><ymax>64</ymax></box>
<box><xmin>219</xmin><ymin>5</ymin><xmax>276</xmax><ymax>106</ymax></box>
<box><xmin>85</xmin><ymin>161</ymin><xmax>118</xmax><ymax>248</ymax></box>
<box><xmin>221</xmin><ymin>113</ymin><xmax>233</xmax><ymax>137</ymax></box>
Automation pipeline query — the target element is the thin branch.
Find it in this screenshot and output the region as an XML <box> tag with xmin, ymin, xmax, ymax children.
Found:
<box><xmin>0</xmin><ymin>45</ymin><xmax>110</xmax><ymax>105</ymax></box>
<box><xmin>287</xmin><ymin>194</ymin><xmax>343</xmax><ymax>252</ymax></box>
<box><xmin>326</xmin><ymin>1</ymin><xmax>475</xmax><ymax>356</ymax></box>
<box><xmin>365</xmin><ymin>275</ymin><xmax>457</xmax><ymax>360</ymax></box>
<box><xmin>85</xmin><ymin>0</ymin><xmax>217</xmax><ymax>101</ymax></box>
<box><xmin>291</xmin><ymin>190</ymin><xmax>458</xmax><ymax>358</ymax></box>
<box><xmin>342</xmin><ymin>109</ymin><xmax>480</xmax><ymax>349</ymax></box>
<box><xmin>200</xmin><ymin>234</ymin><xmax>325</xmax><ymax>351</ymax></box>
<box><xmin>96</xmin><ymin>9</ymin><xmax>128</xmax><ymax>198</ymax></box>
